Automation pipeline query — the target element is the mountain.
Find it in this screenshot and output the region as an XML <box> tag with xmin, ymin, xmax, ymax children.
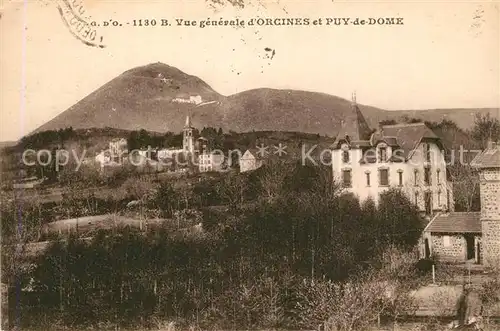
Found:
<box><xmin>34</xmin><ymin>63</ymin><xmax>498</xmax><ymax>137</ymax></box>
<box><xmin>35</xmin><ymin>63</ymin><xmax>223</xmax><ymax>135</ymax></box>
<box><xmin>393</xmin><ymin>108</ymin><xmax>499</xmax><ymax>132</ymax></box>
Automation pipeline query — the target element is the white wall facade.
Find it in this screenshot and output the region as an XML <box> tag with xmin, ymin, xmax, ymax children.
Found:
<box><xmin>199</xmin><ymin>153</ymin><xmax>225</xmax><ymax>172</ymax></box>
<box><xmin>240</xmin><ymin>151</ymin><xmax>263</xmax><ymax>173</ymax></box>
<box><xmin>332</xmin><ymin>141</ymin><xmax>449</xmax><ymax>213</ymax></box>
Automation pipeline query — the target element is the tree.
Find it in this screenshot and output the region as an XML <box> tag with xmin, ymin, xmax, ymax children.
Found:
<box><xmin>256</xmin><ymin>161</ymin><xmax>291</xmax><ymax>202</ymax></box>
<box><xmin>216</xmin><ymin>174</ymin><xmax>248</xmax><ymax>206</ymax></box>
<box><xmin>471</xmin><ymin>112</ymin><xmax>500</xmax><ymax>149</ymax></box>
<box><xmin>379</xmin><ymin>119</ymin><xmax>398</xmax><ymax>126</ymax></box>
<box><xmin>193</xmin><ymin>177</ymin><xmax>220</xmax><ymax>207</ymax></box>
<box><xmin>448</xmin><ymin>163</ymin><xmax>480</xmax><ymax>212</ymax></box>
<box><xmin>153</xmin><ymin>182</ymin><xmax>175</xmax><ymax>217</ymax></box>
<box><xmin>377</xmin><ymin>188</ymin><xmax>425</xmax><ymax>250</ymax></box>
<box><xmin>400</xmin><ymin>115</ymin><xmax>423</xmax><ymax>124</ymax></box>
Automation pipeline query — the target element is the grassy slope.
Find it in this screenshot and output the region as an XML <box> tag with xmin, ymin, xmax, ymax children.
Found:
<box><xmin>32</xmin><ymin>63</ymin><xmax>498</xmax><ymax>138</ymax></box>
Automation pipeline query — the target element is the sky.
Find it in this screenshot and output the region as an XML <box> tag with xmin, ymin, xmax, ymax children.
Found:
<box><xmin>1</xmin><ymin>0</ymin><xmax>499</xmax><ymax>142</ymax></box>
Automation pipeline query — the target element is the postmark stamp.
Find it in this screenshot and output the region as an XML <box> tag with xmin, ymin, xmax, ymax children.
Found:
<box><xmin>56</xmin><ymin>0</ymin><xmax>105</xmax><ymax>48</ymax></box>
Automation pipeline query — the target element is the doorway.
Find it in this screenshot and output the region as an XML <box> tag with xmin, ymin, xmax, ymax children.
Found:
<box><xmin>424</xmin><ymin>238</ymin><xmax>431</xmax><ymax>259</ymax></box>
<box><xmin>464</xmin><ymin>234</ymin><xmax>475</xmax><ymax>261</ymax></box>
<box><xmin>476</xmin><ymin>241</ymin><xmax>481</xmax><ymax>264</ymax></box>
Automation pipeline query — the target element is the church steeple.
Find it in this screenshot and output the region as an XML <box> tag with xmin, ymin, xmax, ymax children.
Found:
<box><xmin>183</xmin><ymin>114</ymin><xmax>194</xmax><ymax>153</ymax></box>
<box><xmin>185</xmin><ymin>114</ymin><xmax>192</xmax><ymax>128</ymax></box>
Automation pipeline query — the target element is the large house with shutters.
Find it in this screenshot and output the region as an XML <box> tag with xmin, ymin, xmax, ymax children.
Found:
<box><xmin>331</xmin><ymin>93</ymin><xmax>452</xmax><ymax>216</ymax></box>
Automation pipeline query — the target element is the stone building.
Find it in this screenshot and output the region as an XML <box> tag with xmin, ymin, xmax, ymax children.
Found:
<box><xmin>471</xmin><ymin>141</ymin><xmax>500</xmax><ymax>267</ymax></box>
<box><xmin>422</xmin><ymin>212</ymin><xmax>481</xmax><ymax>262</ymax></box>
<box><xmin>422</xmin><ymin>141</ymin><xmax>500</xmax><ymax>266</ymax></box>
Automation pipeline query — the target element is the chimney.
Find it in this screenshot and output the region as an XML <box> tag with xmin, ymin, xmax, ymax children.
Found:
<box><xmin>486</xmin><ymin>140</ymin><xmax>496</xmax><ymax>150</ymax></box>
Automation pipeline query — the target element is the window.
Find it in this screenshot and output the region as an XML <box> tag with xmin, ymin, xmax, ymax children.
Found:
<box><xmin>379</xmin><ymin>169</ymin><xmax>389</xmax><ymax>186</ymax></box>
<box><xmin>342</xmin><ymin>169</ymin><xmax>352</xmax><ymax>187</ymax></box>
<box><xmin>424</xmin><ymin>143</ymin><xmax>431</xmax><ymax>163</ymax></box>
<box><xmin>397</xmin><ymin>170</ymin><xmax>403</xmax><ymax>186</ymax></box>
<box><xmin>424</xmin><ymin>167</ymin><xmax>431</xmax><ymax>186</ymax></box>
<box><xmin>342</xmin><ymin>150</ymin><xmax>350</xmax><ymax>163</ymax></box>
<box><xmin>437</xmin><ymin>169</ymin><xmax>441</xmax><ymax>184</ymax></box>
<box><xmin>378</xmin><ymin>147</ymin><xmax>387</xmax><ymax>163</ymax></box>
<box><xmin>414</xmin><ymin>169</ymin><xmax>419</xmax><ymax>186</ymax></box>
<box><xmin>415</xmin><ymin>191</ymin><xmax>419</xmax><ymax>205</ymax></box>
<box><xmin>424</xmin><ymin>191</ymin><xmax>432</xmax><ymax>215</ymax></box>
<box><xmin>437</xmin><ymin>190</ymin><xmax>441</xmax><ymax>207</ymax></box>
<box><xmin>442</xmin><ymin>235</ymin><xmax>451</xmax><ymax>247</ymax></box>
<box><xmin>366</xmin><ymin>172</ymin><xmax>371</xmax><ymax>186</ymax></box>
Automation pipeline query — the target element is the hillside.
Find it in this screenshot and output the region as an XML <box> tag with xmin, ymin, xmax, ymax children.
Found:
<box><xmin>34</xmin><ymin>63</ymin><xmax>498</xmax><ymax>137</ymax></box>
<box><xmin>35</xmin><ymin>63</ymin><xmax>223</xmax><ymax>134</ymax></box>
<box><xmin>393</xmin><ymin>108</ymin><xmax>499</xmax><ymax>132</ymax></box>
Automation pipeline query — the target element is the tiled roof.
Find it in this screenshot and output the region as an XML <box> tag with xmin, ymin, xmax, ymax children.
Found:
<box><xmin>334</xmin><ymin>104</ymin><xmax>373</xmax><ymax>143</ymax></box>
<box><xmin>381</xmin><ymin>123</ymin><xmax>440</xmax><ymax>158</ymax></box>
<box><xmin>381</xmin><ymin>136</ymin><xmax>399</xmax><ymax>146</ymax></box>
<box><xmin>242</xmin><ymin>148</ymin><xmax>287</xmax><ymax>162</ymax></box>
<box><xmin>424</xmin><ymin>212</ymin><xmax>481</xmax><ymax>233</ymax></box>
<box><xmin>471</xmin><ymin>142</ymin><xmax>500</xmax><ymax>168</ymax></box>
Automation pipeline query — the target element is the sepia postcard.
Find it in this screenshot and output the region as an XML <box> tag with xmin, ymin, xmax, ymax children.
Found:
<box><xmin>1</xmin><ymin>0</ymin><xmax>499</xmax><ymax>330</ymax></box>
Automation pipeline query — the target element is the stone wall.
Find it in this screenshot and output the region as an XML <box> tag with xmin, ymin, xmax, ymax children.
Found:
<box><xmin>482</xmin><ymin>220</ymin><xmax>500</xmax><ymax>266</ymax></box>
<box><xmin>480</xmin><ymin>169</ymin><xmax>500</xmax><ymax>221</ymax></box>
<box><xmin>480</xmin><ymin>168</ymin><xmax>500</xmax><ymax>267</ymax></box>
<box><xmin>431</xmin><ymin>234</ymin><xmax>466</xmax><ymax>262</ymax></box>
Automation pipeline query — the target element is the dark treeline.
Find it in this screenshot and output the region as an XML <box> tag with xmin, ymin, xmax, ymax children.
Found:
<box><xmin>5</xmin><ymin>163</ymin><xmax>426</xmax><ymax>330</ymax></box>
<box><xmin>18</xmin><ymin>127</ymin><xmax>76</xmax><ymax>150</ymax></box>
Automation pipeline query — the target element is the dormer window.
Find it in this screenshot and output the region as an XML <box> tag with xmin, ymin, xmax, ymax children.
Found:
<box><xmin>424</xmin><ymin>143</ymin><xmax>431</xmax><ymax>163</ymax></box>
<box><xmin>378</xmin><ymin>146</ymin><xmax>388</xmax><ymax>163</ymax></box>
<box><xmin>342</xmin><ymin>150</ymin><xmax>350</xmax><ymax>163</ymax></box>
<box><xmin>341</xmin><ymin>143</ymin><xmax>350</xmax><ymax>163</ymax></box>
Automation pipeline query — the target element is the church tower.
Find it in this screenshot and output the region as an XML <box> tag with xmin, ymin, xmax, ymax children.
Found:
<box><xmin>183</xmin><ymin>114</ymin><xmax>194</xmax><ymax>154</ymax></box>
<box><xmin>472</xmin><ymin>141</ymin><xmax>500</xmax><ymax>267</ymax></box>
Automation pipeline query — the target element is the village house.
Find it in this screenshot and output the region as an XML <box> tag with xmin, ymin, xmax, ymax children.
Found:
<box><xmin>197</xmin><ymin>137</ymin><xmax>226</xmax><ymax>173</ymax></box>
<box><xmin>331</xmin><ymin>93</ymin><xmax>451</xmax><ymax>216</ymax></box>
<box><xmin>198</xmin><ymin>152</ymin><xmax>226</xmax><ymax>173</ymax></box>
<box><xmin>422</xmin><ymin>212</ymin><xmax>482</xmax><ymax>263</ymax></box>
<box><xmin>109</xmin><ymin>138</ymin><xmax>128</xmax><ymax>158</ymax></box>
<box><xmin>240</xmin><ymin>149</ymin><xmax>265</xmax><ymax>173</ymax></box>
<box><xmin>422</xmin><ymin>141</ymin><xmax>500</xmax><ymax>266</ymax></box>
<box><xmin>95</xmin><ymin>150</ymin><xmax>112</xmax><ymax>168</ymax></box>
